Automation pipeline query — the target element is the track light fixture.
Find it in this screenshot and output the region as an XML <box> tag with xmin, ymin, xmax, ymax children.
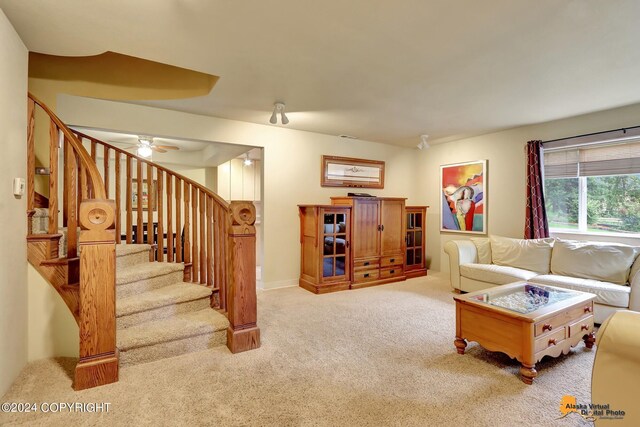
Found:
<box><xmin>243</xmin><ymin>153</ymin><xmax>253</xmax><ymax>166</ymax></box>
<box><xmin>269</xmin><ymin>102</ymin><xmax>289</xmax><ymax>125</ymax></box>
<box><xmin>417</xmin><ymin>134</ymin><xmax>430</xmax><ymax>150</ymax></box>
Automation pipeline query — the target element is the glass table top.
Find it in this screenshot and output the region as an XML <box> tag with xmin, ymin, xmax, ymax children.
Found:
<box><xmin>470</xmin><ymin>283</ymin><xmax>580</xmax><ymax>314</ymax></box>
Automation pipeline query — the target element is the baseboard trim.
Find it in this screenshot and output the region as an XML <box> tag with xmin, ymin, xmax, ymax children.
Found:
<box><xmin>260</xmin><ymin>279</ymin><xmax>298</xmax><ymax>291</ymax></box>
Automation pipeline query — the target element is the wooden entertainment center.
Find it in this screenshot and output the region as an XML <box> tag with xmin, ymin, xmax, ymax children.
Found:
<box><xmin>298</xmin><ymin>196</ymin><xmax>427</xmax><ymax>294</ymax></box>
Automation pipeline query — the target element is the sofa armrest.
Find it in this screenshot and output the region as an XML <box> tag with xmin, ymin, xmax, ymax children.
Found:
<box><xmin>444</xmin><ymin>240</ymin><xmax>478</xmax><ymax>290</ymax></box>
<box><xmin>628</xmin><ymin>269</ymin><xmax>640</xmax><ymax>312</ymax></box>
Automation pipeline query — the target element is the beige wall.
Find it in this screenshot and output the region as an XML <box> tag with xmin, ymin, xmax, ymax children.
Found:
<box><xmin>0</xmin><ymin>10</ymin><xmax>28</xmax><ymax>394</ymax></box>
<box><xmin>414</xmin><ymin>103</ymin><xmax>640</xmax><ymax>273</ymax></box>
<box><xmin>56</xmin><ymin>95</ymin><xmax>420</xmax><ymax>290</ymax></box>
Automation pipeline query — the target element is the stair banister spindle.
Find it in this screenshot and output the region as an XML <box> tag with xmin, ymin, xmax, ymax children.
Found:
<box><xmin>191</xmin><ymin>185</ymin><xmax>199</xmax><ymax>283</ymax></box>
<box><xmin>48</xmin><ymin>120</ymin><xmax>59</xmax><ymax>236</ymax></box>
<box><xmin>136</xmin><ymin>159</ymin><xmax>143</xmax><ymax>244</ymax></box>
<box><xmin>166</xmin><ymin>173</ymin><xmax>174</xmax><ymax>262</ymax></box>
<box><xmin>126</xmin><ymin>156</ymin><xmax>133</xmax><ymax>244</ymax></box>
<box><xmin>115</xmin><ymin>151</ymin><xmax>121</xmax><ymax>244</ymax></box>
<box><xmin>199</xmin><ymin>191</ymin><xmax>206</xmax><ymax>285</ymax></box>
<box><xmin>157</xmin><ymin>169</ymin><xmax>164</xmax><ymax>262</ymax></box>
<box><xmin>184</xmin><ymin>181</ymin><xmax>191</xmax><ymax>269</ymax></box>
<box><xmin>147</xmin><ymin>162</ymin><xmax>154</xmax><ymax>251</ymax></box>
<box><xmin>176</xmin><ymin>177</ymin><xmax>182</xmax><ymax>263</ymax></box>
<box><xmin>206</xmin><ymin>196</ymin><xmax>213</xmax><ymax>289</ymax></box>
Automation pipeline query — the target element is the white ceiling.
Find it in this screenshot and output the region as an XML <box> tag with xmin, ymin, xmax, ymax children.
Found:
<box><xmin>3</xmin><ymin>1</ymin><xmax>640</xmax><ymax>147</ymax></box>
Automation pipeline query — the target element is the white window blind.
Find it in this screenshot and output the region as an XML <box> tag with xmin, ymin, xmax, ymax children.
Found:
<box><xmin>544</xmin><ymin>139</ymin><xmax>640</xmax><ymax>178</ymax></box>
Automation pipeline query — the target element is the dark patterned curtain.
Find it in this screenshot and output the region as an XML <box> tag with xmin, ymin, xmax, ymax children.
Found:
<box><xmin>524</xmin><ymin>140</ymin><xmax>549</xmax><ymax>238</ymax></box>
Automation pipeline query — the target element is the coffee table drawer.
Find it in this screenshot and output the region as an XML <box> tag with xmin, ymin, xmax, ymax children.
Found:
<box><xmin>534</xmin><ymin>302</ymin><xmax>594</xmax><ymax>336</ymax></box>
<box><xmin>568</xmin><ymin>316</ymin><xmax>594</xmax><ymax>338</ymax></box>
<box><xmin>534</xmin><ymin>328</ymin><xmax>566</xmax><ymax>353</ymax></box>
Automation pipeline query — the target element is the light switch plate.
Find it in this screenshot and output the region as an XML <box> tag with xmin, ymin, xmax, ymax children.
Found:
<box><xmin>13</xmin><ymin>177</ymin><xmax>25</xmax><ymax>196</ymax></box>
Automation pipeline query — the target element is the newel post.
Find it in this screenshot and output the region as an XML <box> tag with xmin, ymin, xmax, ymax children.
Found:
<box><xmin>226</xmin><ymin>201</ymin><xmax>261</xmax><ymax>353</ymax></box>
<box><xmin>74</xmin><ymin>199</ymin><xmax>119</xmax><ymax>390</ymax></box>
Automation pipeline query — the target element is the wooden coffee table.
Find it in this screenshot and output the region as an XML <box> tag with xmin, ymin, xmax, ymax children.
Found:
<box><xmin>453</xmin><ymin>281</ymin><xmax>596</xmax><ymax>384</ymax></box>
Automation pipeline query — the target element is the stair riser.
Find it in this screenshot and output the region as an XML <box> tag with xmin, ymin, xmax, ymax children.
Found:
<box><xmin>119</xmin><ymin>331</ymin><xmax>227</xmax><ymax>367</ymax></box>
<box><xmin>117</xmin><ymin>271</ymin><xmax>184</xmax><ymax>299</ymax></box>
<box><xmin>117</xmin><ymin>297</ymin><xmax>211</xmax><ymax>329</ymax></box>
<box><xmin>116</xmin><ymin>250</ymin><xmax>150</xmax><ymax>270</ymax></box>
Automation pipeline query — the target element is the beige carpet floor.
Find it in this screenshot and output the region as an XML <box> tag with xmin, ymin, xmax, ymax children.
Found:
<box><xmin>1</xmin><ymin>274</ymin><xmax>594</xmax><ymax>426</ymax></box>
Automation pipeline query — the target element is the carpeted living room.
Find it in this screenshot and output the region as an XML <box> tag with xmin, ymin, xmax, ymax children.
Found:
<box><xmin>1</xmin><ymin>2</ymin><xmax>640</xmax><ymax>427</ymax></box>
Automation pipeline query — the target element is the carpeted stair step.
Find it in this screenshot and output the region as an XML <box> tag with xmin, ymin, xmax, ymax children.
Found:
<box><xmin>117</xmin><ymin>308</ymin><xmax>229</xmax><ymax>367</ymax></box>
<box><xmin>116</xmin><ymin>282</ymin><xmax>213</xmax><ymax>329</ymax></box>
<box><xmin>116</xmin><ymin>244</ymin><xmax>152</xmax><ymax>269</ymax></box>
<box><xmin>117</xmin><ymin>262</ymin><xmax>185</xmax><ymax>299</ymax></box>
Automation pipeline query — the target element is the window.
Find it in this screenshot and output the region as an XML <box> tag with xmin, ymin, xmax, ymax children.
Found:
<box><xmin>543</xmin><ymin>138</ymin><xmax>640</xmax><ymax>235</ymax></box>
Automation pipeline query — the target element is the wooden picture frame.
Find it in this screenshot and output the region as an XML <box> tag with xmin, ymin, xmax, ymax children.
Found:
<box><xmin>321</xmin><ymin>155</ymin><xmax>385</xmax><ymax>189</ymax></box>
<box><xmin>132</xmin><ymin>179</ymin><xmax>158</xmax><ymax>211</ymax></box>
<box><xmin>440</xmin><ymin>160</ymin><xmax>487</xmax><ymax>234</ymax></box>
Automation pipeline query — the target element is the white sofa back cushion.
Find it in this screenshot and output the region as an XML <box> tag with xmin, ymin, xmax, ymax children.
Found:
<box><xmin>489</xmin><ymin>235</ymin><xmax>554</xmax><ymax>274</ymax></box>
<box><xmin>551</xmin><ymin>239</ymin><xmax>640</xmax><ymax>285</ymax></box>
<box><xmin>470</xmin><ymin>238</ymin><xmax>491</xmax><ymax>264</ymax></box>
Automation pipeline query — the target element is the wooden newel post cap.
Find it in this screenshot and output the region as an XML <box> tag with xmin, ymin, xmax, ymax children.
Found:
<box><xmin>79</xmin><ymin>199</ymin><xmax>116</xmax><ymax>242</ymax></box>
<box><xmin>229</xmin><ymin>201</ymin><xmax>256</xmax><ymax>234</ymax></box>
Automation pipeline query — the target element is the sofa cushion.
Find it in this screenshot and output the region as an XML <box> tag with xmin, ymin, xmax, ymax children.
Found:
<box><xmin>489</xmin><ymin>235</ymin><xmax>554</xmax><ymax>274</ymax></box>
<box><xmin>529</xmin><ymin>275</ymin><xmax>630</xmax><ymax>308</ymax></box>
<box><xmin>470</xmin><ymin>238</ymin><xmax>491</xmax><ymax>264</ymax></box>
<box><xmin>460</xmin><ymin>263</ymin><xmax>538</xmax><ymax>285</ymax></box>
<box><xmin>551</xmin><ymin>239</ymin><xmax>639</xmax><ymax>285</ymax></box>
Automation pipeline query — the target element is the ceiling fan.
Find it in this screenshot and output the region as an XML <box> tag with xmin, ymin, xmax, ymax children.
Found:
<box><xmin>122</xmin><ymin>136</ymin><xmax>180</xmax><ymax>157</ymax></box>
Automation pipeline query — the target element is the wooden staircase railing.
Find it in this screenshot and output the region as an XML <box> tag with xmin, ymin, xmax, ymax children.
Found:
<box><xmin>26</xmin><ymin>93</ymin><xmax>260</xmax><ymax>390</ymax></box>
<box><xmin>27</xmin><ymin>93</ymin><xmax>118</xmax><ymax>390</ymax></box>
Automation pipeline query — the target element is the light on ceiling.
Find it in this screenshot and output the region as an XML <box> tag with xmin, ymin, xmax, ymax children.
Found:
<box><xmin>417</xmin><ymin>134</ymin><xmax>430</xmax><ymax>150</ymax></box>
<box><xmin>137</xmin><ymin>145</ymin><xmax>153</xmax><ymax>158</ymax></box>
<box><xmin>137</xmin><ymin>136</ymin><xmax>153</xmax><ymax>157</ymax></box>
<box><xmin>243</xmin><ymin>153</ymin><xmax>253</xmax><ymax>166</ymax></box>
<box><xmin>269</xmin><ymin>102</ymin><xmax>289</xmax><ymax>125</ymax></box>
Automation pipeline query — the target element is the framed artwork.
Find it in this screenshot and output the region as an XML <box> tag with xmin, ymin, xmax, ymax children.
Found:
<box><xmin>132</xmin><ymin>179</ymin><xmax>157</xmax><ymax>211</ymax></box>
<box><xmin>440</xmin><ymin>160</ymin><xmax>486</xmax><ymax>234</ymax></box>
<box><xmin>321</xmin><ymin>155</ymin><xmax>385</xmax><ymax>189</ymax></box>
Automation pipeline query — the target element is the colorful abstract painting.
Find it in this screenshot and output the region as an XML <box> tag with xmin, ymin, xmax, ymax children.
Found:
<box><xmin>440</xmin><ymin>160</ymin><xmax>486</xmax><ymax>234</ymax></box>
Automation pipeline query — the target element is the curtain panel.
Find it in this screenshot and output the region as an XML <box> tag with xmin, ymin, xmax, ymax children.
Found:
<box><xmin>524</xmin><ymin>140</ymin><xmax>549</xmax><ymax>239</ymax></box>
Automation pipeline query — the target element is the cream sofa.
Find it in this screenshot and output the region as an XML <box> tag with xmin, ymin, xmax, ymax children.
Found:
<box><xmin>444</xmin><ymin>236</ymin><xmax>640</xmax><ymax>324</ymax></box>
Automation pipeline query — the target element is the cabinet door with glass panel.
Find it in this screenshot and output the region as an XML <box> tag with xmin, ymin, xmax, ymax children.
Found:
<box><xmin>321</xmin><ymin>209</ymin><xmax>351</xmax><ymax>282</ymax></box>
<box><xmin>405</xmin><ymin>206</ymin><xmax>428</xmax><ymax>277</ymax></box>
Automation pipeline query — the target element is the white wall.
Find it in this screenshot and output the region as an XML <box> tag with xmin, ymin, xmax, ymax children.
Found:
<box><xmin>414</xmin><ymin>103</ymin><xmax>640</xmax><ymax>273</ymax></box>
<box><xmin>0</xmin><ymin>10</ymin><xmax>28</xmax><ymax>395</ymax></box>
<box><xmin>57</xmin><ymin>95</ymin><xmax>420</xmax><ymax>290</ymax></box>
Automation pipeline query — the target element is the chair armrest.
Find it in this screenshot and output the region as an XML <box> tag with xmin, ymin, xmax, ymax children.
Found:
<box><xmin>592</xmin><ymin>310</ymin><xmax>640</xmax><ymax>425</ymax></box>
<box><xmin>444</xmin><ymin>240</ymin><xmax>478</xmax><ymax>290</ymax></box>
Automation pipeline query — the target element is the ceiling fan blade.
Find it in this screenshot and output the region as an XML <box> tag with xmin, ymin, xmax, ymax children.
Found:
<box><xmin>155</xmin><ymin>145</ymin><xmax>180</xmax><ymax>150</ymax></box>
<box><xmin>152</xmin><ymin>147</ymin><xmax>168</xmax><ymax>153</ymax></box>
<box><xmin>124</xmin><ymin>146</ymin><xmax>138</xmax><ymax>151</ymax></box>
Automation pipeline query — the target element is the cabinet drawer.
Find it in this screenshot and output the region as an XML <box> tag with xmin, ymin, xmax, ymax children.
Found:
<box><xmin>534</xmin><ymin>327</ymin><xmax>566</xmax><ymax>353</ymax></box>
<box><xmin>568</xmin><ymin>316</ymin><xmax>594</xmax><ymax>338</ymax></box>
<box><xmin>380</xmin><ymin>267</ymin><xmax>403</xmax><ymax>279</ymax></box>
<box><xmin>380</xmin><ymin>254</ymin><xmax>403</xmax><ymax>268</ymax></box>
<box><xmin>354</xmin><ymin>269</ymin><xmax>379</xmax><ymax>283</ymax></box>
<box><xmin>354</xmin><ymin>258</ymin><xmax>380</xmax><ymax>271</ymax></box>
<box><xmin>534</xmin><ymin>302</ymin><xmax>594</xmax><ymax>337</ymax></box>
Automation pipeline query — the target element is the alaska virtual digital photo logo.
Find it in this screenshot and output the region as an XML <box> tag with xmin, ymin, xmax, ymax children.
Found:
<box><xmin>558</xmin><ymin>395</ymin><xmax>625</xmax><ymax>422</ymax></box>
